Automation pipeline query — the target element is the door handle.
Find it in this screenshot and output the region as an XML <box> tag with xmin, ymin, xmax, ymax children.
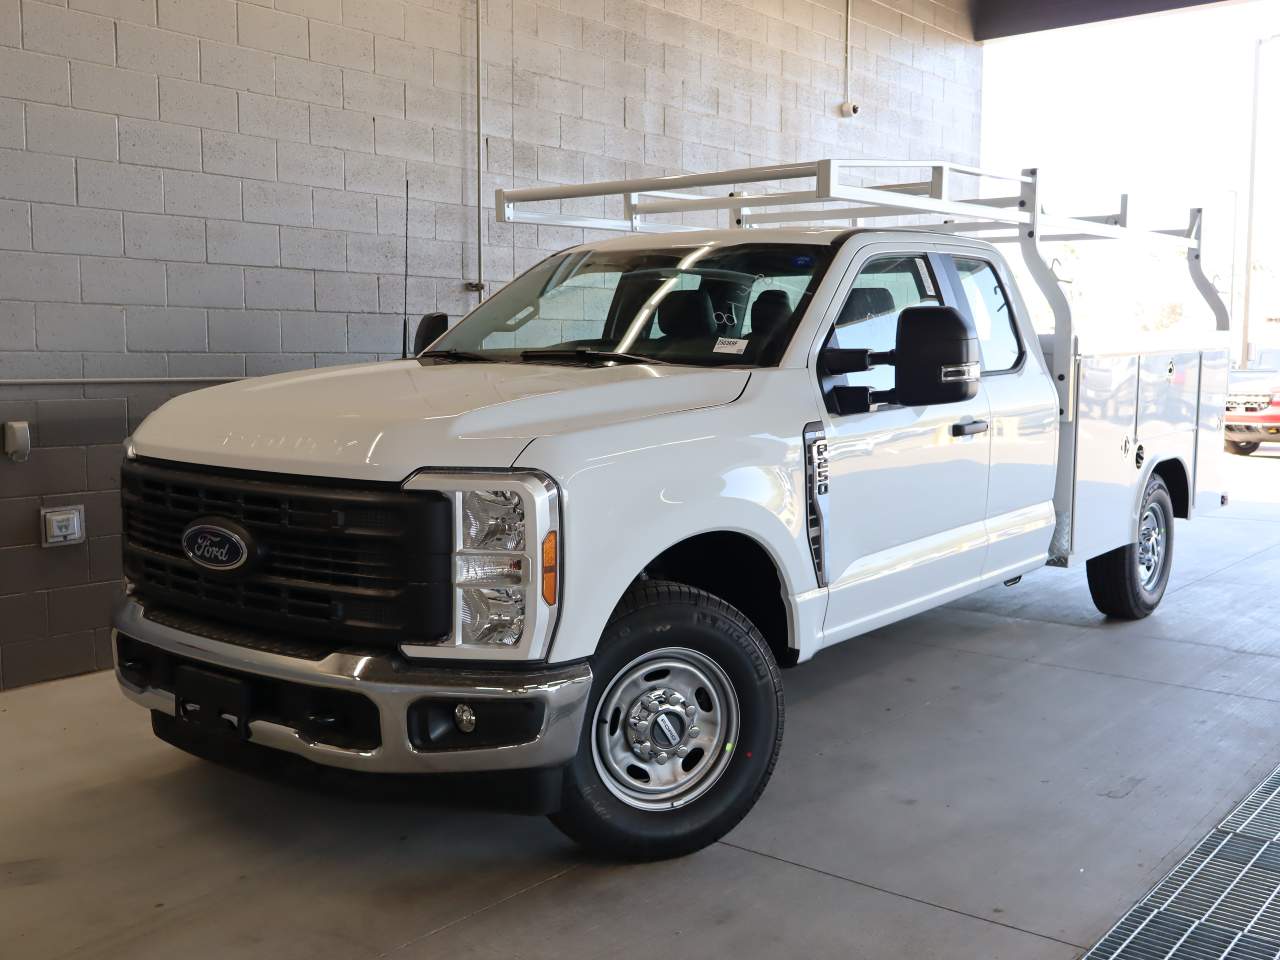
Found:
<box><xmin>951</xmin><ymin>419</ymin><xmax>989</xmax><ymax>437</ymax></box>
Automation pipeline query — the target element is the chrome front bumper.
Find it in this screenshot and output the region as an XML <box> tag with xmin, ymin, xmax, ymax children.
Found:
<box><xmin>112</xmin><ymin>599</ymin><xmax>593</xmax><ymax>775</ymax></box>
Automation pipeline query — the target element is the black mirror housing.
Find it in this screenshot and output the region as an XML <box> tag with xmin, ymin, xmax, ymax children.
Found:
<box><xmin>412</xmin><ymin>312</ymin><xmax>449</xmax><ymax>356</ymax></box>
<box><xmin>893</xmin><ymin>305</ymin><xmax>980</xmax><ymax>407</ymax></box>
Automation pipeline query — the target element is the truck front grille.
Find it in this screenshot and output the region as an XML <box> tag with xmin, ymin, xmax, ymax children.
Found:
<box><xmin>121</xmin><ymin>459</ymin><xmax>452</xmax><ymax>649</ymax></box>
<box><xmin>1226</xmin><ymin>394</ymin><xmax>1273</xmax><ymax>413</ymax></box>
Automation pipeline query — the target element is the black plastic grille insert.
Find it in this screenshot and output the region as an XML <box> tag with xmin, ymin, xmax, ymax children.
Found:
<box><xmin>121</xmin><ymin>458</ymin><xmax>452</xmax><ymax>649</ymax></box>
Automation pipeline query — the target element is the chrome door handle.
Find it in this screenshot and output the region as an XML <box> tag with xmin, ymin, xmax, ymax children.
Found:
<box><xmin>951</xmin><ymin>419</ymin><xmax>989</xmax><ymax>437</ymax></box>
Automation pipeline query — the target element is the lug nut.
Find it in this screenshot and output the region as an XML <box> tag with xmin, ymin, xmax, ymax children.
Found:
<box><xmin>684</xmin><ymin>705</ymin><xmax>696</xmax><ymax>719</ymax></box>
<box><xmin>454</xmin><ymin>703</ymin><xmax>476</xmax><ymax>733</ymax></box>
<box><xmin>676</xmin><ymin>746</ymin><xmax>689</xmax><ymax>758</ymax></box>
<box><xmin>655</xmin><ymin>752</ymin><xmax>669</xmax><ymax>764</ymax></box>
<box><xmin>688</xmin><ymin>725</ymin><xmax>700</xmax><ymax>737</ymax></box>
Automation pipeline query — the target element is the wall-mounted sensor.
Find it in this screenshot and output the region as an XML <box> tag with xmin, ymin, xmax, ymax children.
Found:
<box><xmin>839</xmin><ymin>102</ymin><xmax>859</xmax><ymax>118</ymax></box>
<box><xmin>41</xmin><ymin>505</ymin><xmax>85</xmax><ymax>547</ymax></box>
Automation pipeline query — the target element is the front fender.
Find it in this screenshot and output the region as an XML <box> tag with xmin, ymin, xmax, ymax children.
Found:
<box><xmin>516</xmin><ymin>379</ymin><xmax>824</xmax><ymax>664</ymax></box>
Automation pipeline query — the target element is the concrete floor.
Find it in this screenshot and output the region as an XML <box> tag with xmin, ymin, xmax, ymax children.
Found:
<box><xmin>4</xmin><ymin>452</ymin><xmax>1280</xmax><ymax>960</ymax></box>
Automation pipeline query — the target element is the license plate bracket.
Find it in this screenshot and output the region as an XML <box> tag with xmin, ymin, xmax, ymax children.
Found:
<box><xmin>174</xmin><ymin>664</ymin><xmax>251</xmax><ymax>739</ymax></box>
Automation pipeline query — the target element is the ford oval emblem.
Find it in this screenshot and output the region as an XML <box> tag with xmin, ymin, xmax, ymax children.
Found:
<box><xmin>182</xmin><ymin>521</ymin><xmax>249</xmax><ymax>572</ymax></box>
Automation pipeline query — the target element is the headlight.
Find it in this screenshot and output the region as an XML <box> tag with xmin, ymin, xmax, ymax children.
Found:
<box><xmin>401</xmin><ymin>472</ymin><xmax>560</xmax><ymax>661</ymax></box>
<box><xmin>460</xmin><ymin>587</ymin><xmax>525</xmax><ymax>646</ymax></box>
<box><xmin>462</xmin><ymin>490</ymin><xmax>525</xmax><ymax>550</ymax></box>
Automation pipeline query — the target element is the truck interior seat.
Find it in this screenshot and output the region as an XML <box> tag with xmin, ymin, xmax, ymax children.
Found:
<box><xmin>656</xmin><ymin>290</ymin><xmax>717</xmax><ymax>340</ymax></box>
<box><xmin>748</xmin><ymin>289</ymin><xmax>793</xmax><ymax>340</ymax></box>
<box><xmin>840</xmin><ymin>287</ymin><xmax>895</xmax><ymax>324</ymax></box>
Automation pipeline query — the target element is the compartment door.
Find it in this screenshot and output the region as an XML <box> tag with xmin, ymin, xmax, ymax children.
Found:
<box><xmin>1069</xmin><ymin>354</ymin><xmax>1140</xmax><ymax>561</ymax></box>
<box><xmin>1193</xmin><ymin>349</ymin><xmax>1229</xmax><ymax>515</ymax></box>
<box><xmin>1137</xmin><ymin>352</ymin><xmax>1201</xmax><ymax>440</ymax></box>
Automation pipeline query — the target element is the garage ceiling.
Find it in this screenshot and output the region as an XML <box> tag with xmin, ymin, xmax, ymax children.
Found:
<box><xmin>973</xmin><ymin>0</ymin><xmax>1231</xmax><ymax>41</ymax></box>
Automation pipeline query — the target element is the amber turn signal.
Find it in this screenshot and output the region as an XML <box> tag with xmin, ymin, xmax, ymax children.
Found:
<box><xmin>541</xmin><ymin>531</ymin><xmax>558</xmax><ymax>605</ymax></box>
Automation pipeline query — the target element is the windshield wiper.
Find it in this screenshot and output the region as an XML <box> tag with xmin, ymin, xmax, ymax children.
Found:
<box><xmin>417</xmin><ymin>349</ymin><xmax>498</xmax><ymax>363</ymax></box>
<box><xmin>519</xmin><ymin>348</ymin><xmax>666</xmax><ymax>365</ymax></box>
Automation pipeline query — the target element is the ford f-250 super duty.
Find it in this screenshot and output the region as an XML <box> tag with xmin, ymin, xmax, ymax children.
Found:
<box><xmin>112</xmin><ymin>160</ymin><xmax>1230</xmax><ymax>859</ymax></box>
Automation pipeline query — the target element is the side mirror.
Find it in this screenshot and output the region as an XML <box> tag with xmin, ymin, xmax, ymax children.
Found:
<box><xmin>893</xmin><ymin>305</ymin><xmax>980</xmax><ymax>407</ymax></box>
<box><xmin>412</xmin><ymin>312</ymin><xmax>449</xmax><ymax>355</ymax></box>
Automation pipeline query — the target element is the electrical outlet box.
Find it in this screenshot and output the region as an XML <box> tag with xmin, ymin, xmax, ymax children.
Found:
<box><xmin>41</xmin><ymin>505</ymin><xmax>85</xmax><ymax>547</ymax></box>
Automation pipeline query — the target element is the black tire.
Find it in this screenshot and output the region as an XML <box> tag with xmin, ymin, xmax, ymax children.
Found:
<box><xmin>549</xmin><ymin>580</ymin><xmax>783</xmax><ymax>860</ymax></box>
<box><xmin>1086</xmin><ymin>475</ymin><xmax>1174</xmax><ymax>619</ymax></box>
<box><xmin>1226</xmin><ymin>440</ymin><xmax>1260</xmax><ymax>456</ymax></box>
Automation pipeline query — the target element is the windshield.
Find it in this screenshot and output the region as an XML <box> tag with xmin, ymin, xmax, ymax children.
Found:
<box><xmin>429</xmin><ymin>242</ymin><xmax>831</xmax><ymax>366</ymax></box>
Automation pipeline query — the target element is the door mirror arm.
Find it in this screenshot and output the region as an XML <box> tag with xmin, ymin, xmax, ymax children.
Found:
<box><xmin>829</xmin><ymin>386</ymin><xmax>897</xmax><ymax>416</ymax></box>
<box><xmin>820</xmin><ymin>347</ymin><xmax>895</xmax><ymax>376</ymax></box>
<box><xmin>820</xmin><ymin>346</ymin><xmax>897</xmax><ymax>414</ymax></box>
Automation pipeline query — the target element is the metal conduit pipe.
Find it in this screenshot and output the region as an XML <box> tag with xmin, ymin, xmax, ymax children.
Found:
<box><xmin>469</xmin><ymin>0</ymin><xmax>485</xmax><ymax>302</ymax></box>
<box><xmin>840</xmin><ymin>0</ymin><xmax>858</xmax><ymax>118</ymax></box>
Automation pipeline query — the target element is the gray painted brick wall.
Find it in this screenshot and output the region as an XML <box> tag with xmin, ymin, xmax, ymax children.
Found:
<box><xmin>0</xmin><ymin>0</ymin><xmax>981</xmax><ymax>689</ymax></box>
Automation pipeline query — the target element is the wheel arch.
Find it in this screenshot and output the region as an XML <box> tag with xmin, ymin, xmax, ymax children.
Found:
<box><xmin>1150</xmin><ymin>456</ymin><xmax>1190</xmax><ymax>520</ymax></box>
<box><xmin>634</xmin><ymin>530</ymin><xmax>799</xmax><ymax>668</ymax></box>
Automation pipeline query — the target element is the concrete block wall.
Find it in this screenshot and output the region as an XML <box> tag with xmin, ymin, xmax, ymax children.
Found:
<box><xmin>0</xmin><ymin>0</ymin><xmax>981</xmax><ymax>688</ymax></box>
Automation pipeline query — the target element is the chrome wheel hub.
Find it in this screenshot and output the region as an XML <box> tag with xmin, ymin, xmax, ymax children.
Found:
<box><xmin>1137</xmin><ymin>501</ymin><xmax>1167</xmax><ymax>590</ymax></box>
<box><xmin>592</xmin><ymin>648</ymin><xmax>740</xmax><ymax>811</ymax></box>
<box><xmin>627</xmin><ymin>688</ymin><xmax>699</xmax><ymax>763</ymax></box>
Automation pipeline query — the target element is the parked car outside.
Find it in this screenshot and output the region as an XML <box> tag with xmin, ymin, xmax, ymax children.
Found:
<box><xmin>1226</xmin><ymin>349</ymin><xmax>1280</xmax><ymax>455</ymax></box>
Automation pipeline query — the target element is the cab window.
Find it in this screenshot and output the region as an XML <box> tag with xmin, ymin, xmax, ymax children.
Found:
<box><xmin>831</xmin><ymin>255</ymin><xmax>940</xmax><ymax>392</ymax></box>
<box><xmin>952</xmin><ymin>257</ymin><xmax>1021</xmax><ymax>372</ymax></box>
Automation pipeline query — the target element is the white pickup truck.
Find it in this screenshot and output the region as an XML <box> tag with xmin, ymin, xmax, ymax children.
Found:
<box><xmin>112</xmin><ymin>160</ymin><xmax>1230</xmax><ymax>859</ymax></box>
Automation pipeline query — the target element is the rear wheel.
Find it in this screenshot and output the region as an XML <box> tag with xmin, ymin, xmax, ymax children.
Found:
<box><xmin>549</xmin><ymin>580</ymin><xmax>783</xmax><ymax>860</ymax></box>
<box><xmin>1086</xmin><ymin>475</ymin><xmax>1174</xmax><ymax>619</ymax></box>
<box><xmin>1226</xmin><ymin>440</ymin><xmax>1260</xmax><ymax>456</ymax></box>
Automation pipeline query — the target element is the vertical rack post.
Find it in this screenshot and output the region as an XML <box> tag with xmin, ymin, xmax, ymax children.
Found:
<box><xmin>1018</xmin><ymin>167</ymin><xmax>1076</xmax><ymax>422</ymax></box>
<box><xmin>1185</xmin><ymin>208</ymin><xmax>1230</xmax><ymax>333</ymax></box>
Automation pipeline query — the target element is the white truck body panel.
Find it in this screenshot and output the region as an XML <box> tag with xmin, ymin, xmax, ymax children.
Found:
<box><xmin>1045</xmin><ymin>342</ymin><xmax>1228</xmax><ymax>565</ymax></box>
<box><xmin>111</xmin><ymin>161</ymin><xmax>1234</xmax><ymax>788</ymax></box>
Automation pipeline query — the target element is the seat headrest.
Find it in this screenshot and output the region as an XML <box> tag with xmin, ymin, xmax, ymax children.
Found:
<box><xmin>750</xmin><ymin>289</ymin><xmax>793</xmax><ymax>338</ymax></box>
<box><xmin>657</xmin><ymin>290</ymin><xmax>716</xmax><ymax>338</ymax></box>
<box><xmin>840</xmin><ymin>287</ymin><xmax>895</xmax><ymax>324</ymax></box>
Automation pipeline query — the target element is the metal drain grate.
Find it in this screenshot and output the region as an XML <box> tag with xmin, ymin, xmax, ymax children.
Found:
<box><xmin>1085</xmin><ymin>764</ymin><xmax>1280</xmax><ymax>960</ymax></box>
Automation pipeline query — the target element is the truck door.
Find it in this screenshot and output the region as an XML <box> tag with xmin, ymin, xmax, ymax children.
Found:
<box><xmin>818</xmin><ymin>252</ymin><xmax>993</xmax><ymax>647</ymax></box>
<box><xmin>941</xmin><ymin>254</ymin><xmax>1059</xmax><ymax>580</ymax></box>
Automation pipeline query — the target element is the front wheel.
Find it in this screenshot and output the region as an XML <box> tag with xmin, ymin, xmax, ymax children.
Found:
<box><xmin>1226</xmin><ymin>440</ymin><xmax>1260</xmax><ymax>456</ymax></box>
<box><xmin>1086</xmin><ymin>475</ymin><xmax>1174</xmax><ymax>619</ymax></box>
<box><xmin>549</xmin><ymin>580</ymin><xmax>783</xmax><ymax>860</ymax></box>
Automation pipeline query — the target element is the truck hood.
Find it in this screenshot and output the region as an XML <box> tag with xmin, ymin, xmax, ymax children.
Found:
<box><xmin>131</xmin><ymin>360</ymin><xmax>750</xmax><ymax>482</ymax></box>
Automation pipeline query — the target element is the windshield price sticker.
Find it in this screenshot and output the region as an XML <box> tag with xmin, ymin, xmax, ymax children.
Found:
<box><xmin>714</xmin><ymin>337</ymin><xmax>749</xmax><ymax>355</ymax></box>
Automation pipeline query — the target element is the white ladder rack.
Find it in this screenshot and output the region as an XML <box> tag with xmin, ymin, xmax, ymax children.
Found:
<box><xmin>497</xmin><ymin>158</ymin><xmax>1174</xmax><ymax>245</ymax></box>
<box><xmin>494</xmin><ymin>158</ymin><xmax>1231</xmax><ymax>419</ymax></box>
